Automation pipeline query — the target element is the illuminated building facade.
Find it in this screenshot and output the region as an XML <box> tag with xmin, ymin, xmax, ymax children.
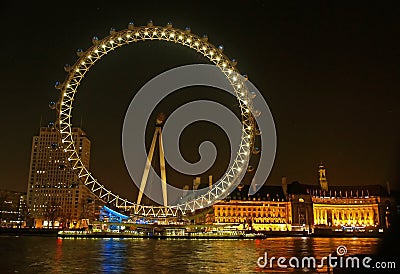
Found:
<box><xmin>211</xmin><ymin>164</ymin><xmax>395</xmax><ymax>232</ymax></box>
<box><xmin>309</xmin><ymin>185</ymin><xmax>390</xmax><ymax>230</ymax></box>
<box><xmin>0</xmin><ymin>189</ymin><xmax>26</xmax><ymax>227</ymax></box>
<box><xmin>213</xmin><ymin>185</ymin><xmax>293</xmax><ymax>231</ymax></box>
<box><xmin>27</xmin><ymin>126</ymin><xmax>95</xmax><ymax>227</ymax></box>
<box><xmin>307</xmin><ymin>163</ymin><xmax>393</xmax><ymax>230</ymax></box>
<box><xmin>313</xmin><ymin>197</ymin><xmax>379</xmax><ymax>227</ymax></box>
<box><xmin>318</xmin><ymin>163</ymin><xmax>328</xmax><ymax>191</ymax></box>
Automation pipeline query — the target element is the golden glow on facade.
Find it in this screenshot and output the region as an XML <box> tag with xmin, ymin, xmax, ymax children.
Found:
<box><xmin>211</xmin><ymin>192</ymin><xmax>385</xmax><ymax>231</ymax></box>
<box><xmin>213</xmin><ymin>200</ymin><xmax>292</xmax><ymax>231</ymax></box>
<box><xmin>313</xmin><ymin>197</ymin><xmax>380</xmax><ymax>227</ymax></box>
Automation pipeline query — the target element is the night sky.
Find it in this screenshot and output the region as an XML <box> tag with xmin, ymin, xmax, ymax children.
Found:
<box><xmin>1</xmin><ymin>2</ymin><xmax>399</xmax><ymax>199</ymax></box>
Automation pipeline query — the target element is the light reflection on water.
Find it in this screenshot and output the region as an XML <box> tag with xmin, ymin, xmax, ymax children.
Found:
<box><xmin>0</xmin><ymin>236</ymin><xmax>380</xmax><ymax>273</ymax></box>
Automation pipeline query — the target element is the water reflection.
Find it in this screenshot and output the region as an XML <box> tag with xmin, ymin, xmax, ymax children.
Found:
<box><xmin>54</xmin><ymin>238</ymin><xmax>63</xmax><ymax>272</ymax></box>
<box><xmin>0</xmin><ymin>236</ymin><xmax>380</xmax><ymax>273</ymax></box>
<box><xmin>101</xmin><ymin>239</ymin><xmax>128</xmax><ymax>273</ymax></box>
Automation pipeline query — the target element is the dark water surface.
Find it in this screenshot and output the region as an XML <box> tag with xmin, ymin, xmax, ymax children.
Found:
<box><xmin>0</xmin><ymin>236</ymin><xmax>379</xmax><ymax>273</ymax></box>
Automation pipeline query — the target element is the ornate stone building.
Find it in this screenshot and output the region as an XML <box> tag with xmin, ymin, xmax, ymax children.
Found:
<box><xmin>211</xmin><ymin>163</ymin><xmax>395</xmax><ymax>232</ymax></box>
<box><xmin>213</xmin><ymin>185</ymin><xmax>293</xmax><ymax>231</ymax></box>
<box><xmin>309</xmin><ymin>185</ymin><xmax>389</xmax><ymax>230</ymax></box>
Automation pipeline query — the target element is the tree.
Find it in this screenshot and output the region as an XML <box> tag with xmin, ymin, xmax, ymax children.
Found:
<box><xmin>44</xmin><ymin>199</ymin><xmax>60</xmax><ymax>228</ymax></box>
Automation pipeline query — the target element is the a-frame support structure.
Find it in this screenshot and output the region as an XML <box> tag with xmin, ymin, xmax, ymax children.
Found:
<box><xmin>136</xmin><ymin>115</ymin><xmax>168</xmax><ymax>207</ymax></box>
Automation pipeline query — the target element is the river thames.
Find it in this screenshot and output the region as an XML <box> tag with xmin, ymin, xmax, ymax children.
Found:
<box><xmin>0</xmin><ymin>236</ymin><xmax>381</xmax><ymax>273</ymax></box>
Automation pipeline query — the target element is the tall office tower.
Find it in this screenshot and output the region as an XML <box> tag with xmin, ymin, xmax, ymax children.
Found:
<box><xmin>27</xmin><ymin>125</ymin><xmax>95</xmax><ymax>227</ymax></box>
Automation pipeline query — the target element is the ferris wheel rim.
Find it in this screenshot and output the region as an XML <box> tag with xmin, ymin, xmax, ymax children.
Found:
<box><xmin>56</xmin><ymin>23</ymin><xmax>255</xmax><ymax>216</ymax></box>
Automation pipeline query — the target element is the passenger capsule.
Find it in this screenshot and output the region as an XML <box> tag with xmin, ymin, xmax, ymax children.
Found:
<box><xmin>231</xmin><ymin>58</ymin><xmax>237</xmax><ymax>66</ymax></box>
<box><xmin>218</xmin><ymin>45</ymin><xmax>224</xmax><ymax>52</ymax></box>
<box><xmin>92</xmin><ymin>36</ymin><xmax>99</xmax><ymax>45</ymax></box>
<box><xmin>185</xmin><ymin>26</ymin><xmax>191</xmax><ymax>33</ymax></box>
<box><xmin>252</xmin><ymin>147</ymin><xmax>261</xmax><ymax>155</ymax></box>
<box><xmin>255</xmin><ymin>129</ymin><xmax>262</xmax><ymax>135</ymax></box>
<box><xmin>250</xmin><ymin>91</ymin><xmax>256</xmax><ymax>99</ymax></box>
<box><xmin>48</xmin><ymin>122</ymin><xmax>55</xmax><ymax>128</ymax></box>
<box><xmin>49</xmin><ymin>101</ymin><xmax>57</xmax><ymax>110</ymax></box>
<box><xmin>128</xmin><ymin>21</ymin><xmax>135</xmax><ymax>30</ymax></box>
<box><xmin>247</xmin><ymin>166</ymin><xmax>255</xmax><ymax>172</ymax></box>
<box><xmin>76</xmin><ymin>48</ymin><xmax>84</xmax><ymax>57</ymax></box>
<box><xmin>109</xmin><ymin>27</ymin><xmax>116</xmax><ymax>35</ymax></box>
<box><xmin>147</xmin><ymin>20</ymin><xmax>153</xmax><ymax>27</ymax></box>
<box><xmin>166</xmin><ymin>22</ymin><xmax>173</xmax><ymax>28</ymax></box>
<box><xmin>54</xmin><ymin>81</ymin><xmax>62</xmax><ymax>90</ymax></box>
<box><xmin>253</xmin><ymin>110</ymin><xmax>261</xmax><ymax>117</ymax></box>
<box><xmin>201</xmin><ymin>34</ymin><xmax>208</xmax><ymax>41</ymax></box>
<box><xmin>64</xmin><ymin>64</ymin><xmax>71</xmax><ymax>72</ymax></box>
<box><xmin>242</xmin><ymin>74</ymin><xmax>248</xmax><ymax>81</ymax></box>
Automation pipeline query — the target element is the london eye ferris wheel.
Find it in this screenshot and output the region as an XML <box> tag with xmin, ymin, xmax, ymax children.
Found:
<box><xmin>52</xmin><ymin>20</ymin><xmax>258</xmax><ymax>218</ymax></box>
